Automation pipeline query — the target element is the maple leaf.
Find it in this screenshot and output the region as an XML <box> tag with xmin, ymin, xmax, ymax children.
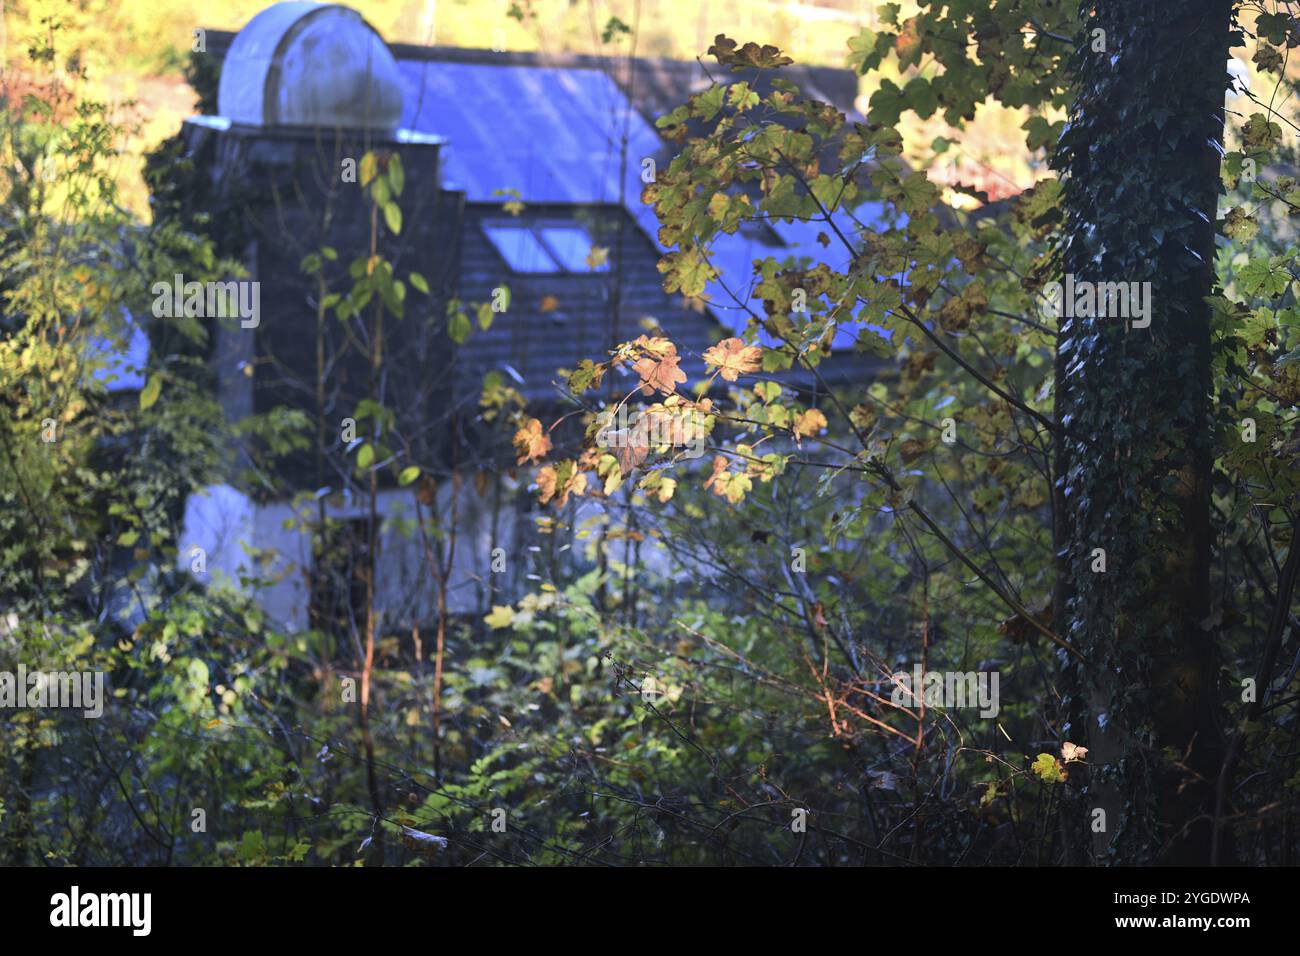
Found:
<box><xmin>586</xmin><ymin>245</ymin><xmax>609</xmax><ymax>270</ymax></box>
<box><xmin>535</xmin><ymin>461</ymin><xmax>587</xmax><ymax>506</ymax></box>
<box><xmin>793</xmin><ymin>407</ymin><xmax>828</xmax><ymax>439</ymax></box>
<box><xmin>1030</xmin><ymin>752</ymin><xmax>1067</xmax><ymax>784</ymax></box>
<box><xmin>513</xmin><ymin>418</ymin><xmax>552</xmax><ymax>464</ymax></box>
<box><xmin>703</xmin><ymin>337</ymin><xmax>763</xmax><ymax>382</ymax></box>
<box><xmin>708</xmin><ymin>33</ymin><xmax>793</xmax><ymax>71</ymax></box>
<box><xmin>567</xmin><ymin>359</ymin><xmax>606</xmax><ymax>393</ymax></box>
<box><xmin>1061</xmin><ymin>741</ymin><xmax>1089</xmax><ymax>764</ymax></box>
<box><xmin>632</xmin><ymin>341</ymin><xmax>687</xmax><ymax>395</ymax></box>
<box><xmin>631</xmin><ymin>334</ymin><xmax>676</xmax><ymax>356</ymax></box>
<box><xmin>703</xmin><ymin>455</ymin><xmax>751</xmax><ymax>503</ymax></box>
<box><xmin>606</xmin><ymin>429</ymin><xmax>650</xmax><ymax>475</ymax></box>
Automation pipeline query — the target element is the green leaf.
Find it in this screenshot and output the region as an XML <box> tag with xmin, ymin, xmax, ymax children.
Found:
<box><xmin>409</xmin><ymin>271</ymin><xmax>429</xmax><ymax>294</ymax></box>
<box><xmin>449</xmin><ymin>309</ymin><xmax>472</xmax><ymax>344</ymax></box>
<box><xmin>387</xmin><ymin>154</ymin><xmax>404</xmax><ymax>197</ymax></box>
<box><xmin>868</xmin><ymin>79</ymin><xmax>904</xmax><ymax>126</ymax></box>
<box><xmin>357</xmin><ymin>444</ymin><xmax>375</xmax><ymax>469</ymax></box>
<box><xmin>398</xmin><ymin>465</ymin><xmax>420</xmax><ymax>486</ymax></box>
<box><xmin>1031</xmin><ymin>753</ymin><xmax>1066</xmax><ymax>785</ymax></box>
<box><xmin>383</xmin><ymin>201</ymin><xmax>402</xmax><ymax>236</ymax></box>
<box><xmin>903</xmin><ymin>76</ymin><xmax>937</xmax><ymax>119</ymax></box>
<box><xmin>1238</xmin><ymin>256</ymin><xmax>1291</xmax><ymax>298</ymax></box>
<box><xmin>139</xmin><ymin>376</ymin><xmax>161</xmax><ymax>410</ymax></box>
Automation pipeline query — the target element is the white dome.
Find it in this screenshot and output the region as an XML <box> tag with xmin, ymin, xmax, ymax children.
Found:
<box><xmin>217</xmin><ymin>2</ymin><xmax>404</xmax><ymax>131</ymax></box>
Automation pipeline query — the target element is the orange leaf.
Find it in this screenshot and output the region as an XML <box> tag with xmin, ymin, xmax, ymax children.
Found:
<box><xmin>703</xmin><ymin>337</ymin><xmax>763</xmax><ymax>382</ymax></box>
<box><xmin>793</xmin><ymin>408</ymin><xmax>828</xmax><ymax>439</ymax></box>
<box><xmin>632</xmin><ymin>344</ymin><xmax>687</xmax><ymax>396</ymax></box>
<box><xmin>513</xmin><ymin>418</ymin><xmax>552</xmax><ymax>464</ymax></box>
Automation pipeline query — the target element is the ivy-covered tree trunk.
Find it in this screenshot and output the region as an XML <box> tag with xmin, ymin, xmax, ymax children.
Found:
<box><xmin>1054</xmin><ymin>0</ymin><xmax>1234</xmax><ymax>864</ymax></box>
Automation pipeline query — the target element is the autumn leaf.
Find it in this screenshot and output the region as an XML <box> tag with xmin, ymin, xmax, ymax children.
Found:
<box><xmin>513</xmin><ymin>418</ymin><xmax>552</xmax><ymax>464</ymax></box>
<box><xmin>485</xmin><ymin>605</ymin><xmax>515</xmax><ymax>629</ymax></box>
<box><xmin>657</xmin><ymin>248</ymin><xmax>716</xmax><ymax>297</ymax></box>
<box><xmin>603</xmin><ymin>428</ymin><xmax>649</xmax><ymax>475</ymax></box>
<box><xmin>539</xmin><ymin>295</ymin><xmax>560</xmax><ymax>313</ymax></box>
<box><xmin>708</xmin><ymin>34</ymin><xmax>794</xmax><ymax>71</ymax></box>
<box><xmin>535</xmin><ymin>460</ymin><xmax>587</xmax><ymax>506</ymax></box>
<box><xmin>586</xmin><ymin>246</ymin><xmax>609</xmax><ymax>270</ymax></box>
<box><xmin>503</xmin><ymin>199</ymin><xmax>525</xmax><ymax>216</ymax></box>
<box><xmin>1031</xmin><ymin>752</ymin><xmax>1067</xmax><ymax>784</ymax></box>
<box><xmin>632</xmin><ymin>341</ymin><xmax>687</xmax><ymax>396</ymax></box>
<box><xmin>703</xmin><ymin>337</ymin><xmax>763</xmax><ymax>382</ymax></box>
<box><xmin>1061</xmin><ymin>741</ymin><xmax>1089</xmax><ymax>764</ymax></box>
<box><xmin>703</xmin><ymin>455</ymin><xmax>752</xmax><ymax>503</ymax></box>
<box><xmin>793</xmin><ymin>407</ymin><xmax>828</xmax><ymax>439</ymax></box>
<box><xmin>535</xmin><ymin>465</ymin><xmax>558</xmax><ymax>502</ymax></box>
<box><xmin>567</xmin><ymin>359</ymin><xmax>606</xmax><ymax>393</ymax></box>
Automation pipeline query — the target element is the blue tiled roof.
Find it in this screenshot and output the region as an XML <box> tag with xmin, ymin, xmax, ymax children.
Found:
<box><xmin>398</xmin><ymin>58</ymin><xmax>884</xmax><ymax>344</ymax></box>
<box><xmin>399</xmin><ymin>60</ymin><xmax>664</xmax><ymax>206</ymax></box>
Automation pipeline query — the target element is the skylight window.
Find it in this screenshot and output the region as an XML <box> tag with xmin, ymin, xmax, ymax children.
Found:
<box><xmin>538</xmin><ymin>224</ymin><xmax>609</xmax><ymax>272</ymax></box>
<box><xmin>482</xmin><ymin>220</ymin><xmax>608</xmax><ymax>274</ymax></box>
<box><xmin>482</xmin><ymin>222</ymin><xmax>556</xmax><ymax>273</ymax></box>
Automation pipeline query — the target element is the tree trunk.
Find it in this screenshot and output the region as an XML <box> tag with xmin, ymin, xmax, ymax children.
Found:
<box><xmin>1053</xmin><ymin>0</ymin><xmax>1233</xmax><ymax>864</ymax></box>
